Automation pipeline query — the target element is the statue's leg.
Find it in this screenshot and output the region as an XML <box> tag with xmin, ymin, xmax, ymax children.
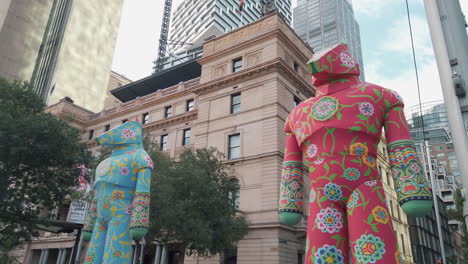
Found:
<box><xmin>305</xmin><ymin>200</ymin><xmax>349</xmax><ymax>264</ymax></box>
<box><xmin>103</xmin><ymin>214</ymin><xmax>132</xmax><ymax>263</ymax></box>
<box><xmin>347</xmin><ymin>180</ymin><xmax>399</xmax><ymax>264</ymax></box>
<box><xmin>83</xmin><ymin>217</ymin><xmax>108</xmax><ymax>264</ymax></box>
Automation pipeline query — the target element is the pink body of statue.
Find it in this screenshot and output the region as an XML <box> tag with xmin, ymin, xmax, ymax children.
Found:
<box><xmin>278</xmin><ymin>44</ymin><xmax>432</xmax><ymax>264</ymax></box>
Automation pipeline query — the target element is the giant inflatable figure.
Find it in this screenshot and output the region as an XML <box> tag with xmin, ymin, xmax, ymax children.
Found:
<box><xmin>278</xmin><ymin>44</ymin><xmax>433</xmax><ymax>264</ymax></box>
<box><xmin>83</xmin><ymin>121</ymin><xmax>153</xmax><ymax>264</ymax></box>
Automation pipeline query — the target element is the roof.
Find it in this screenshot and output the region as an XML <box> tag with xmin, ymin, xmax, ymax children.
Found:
<box><xmin>110</xmin><ymin>58</ymin><xmax>202</xmax><ymax>102</ymax></box>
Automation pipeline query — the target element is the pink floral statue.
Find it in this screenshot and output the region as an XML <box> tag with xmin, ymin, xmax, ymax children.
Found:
<box><xmin>278</xmin><ymin>43</ymin><xmax>433</xmax><ymax>264</ymax></box>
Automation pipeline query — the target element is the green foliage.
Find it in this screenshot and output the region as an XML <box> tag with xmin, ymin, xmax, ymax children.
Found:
<box><xmin>0</xmin><ymin>78</ymin><xmax>92</xmax><ymax>256</ymax></box>
<box><xmin>447</xmin><ymin>188</ymin><xmax>468</xmax><ymax>260</ymax></box>
<box><xmin>146</xmin><ymin>144</ymin><xmax>248</xmax><ymax>257</ymax></box>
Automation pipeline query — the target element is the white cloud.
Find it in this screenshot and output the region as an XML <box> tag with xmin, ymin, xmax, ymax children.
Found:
<box><xmin>352</xmin><ymin>0</ymin><xmax>390</xmax><ymax>16</ymax></box>
<box><xmin>380</xmin><ymin>15</ymin><xmax>434</xmax><ymax>59</ymax></box>
<box><xmin>365</xmin><ymin>59</ymin><xmax>444</xmax><ymax>109</ymax></box>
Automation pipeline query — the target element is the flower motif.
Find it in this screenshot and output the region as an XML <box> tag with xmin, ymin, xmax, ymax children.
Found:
<box><xmin>408</xmin><ymin>162</ymin><xmax>421</xmax><ymax>174</ymax></box>
<box><xmin>120</xmin><ymin>167</ymin><xmax>129</xmax><ymax>175</ymax></box>
<box><xmin>371</xmin><ymin>206</ymin><xmax>390</xmax><ymax>224</ymax></box>
<box><xmin>314</xmin><ymin>244</ymin><xmax>344</xmax><ymax>264</ymax></box>
<box><xmin>97</xmin><ymin>159</ymin><xmax>111</xmax><ymax>177</ymax></box>
<box><xmin>359</xmin><ymin>102</ymin><xmax>375</xmax><ymax>117</ymax></box>
<box><xmin>145</xmin><ymin>156</ymin><xmax>154</xmax><ymax>168</ymax></box>
<box><xmin>290</xmin><ymin>182</ymin><xmax>300</xmax><ymax>190</ymax></box>
<box><xmin>354</xmin><ymin>234</ymin><xmax>386</xmax><ymax>263</ymax></box>
<box><xmin>316</xmin><ymin>207</ymin><xmax>344</xmax><ymax>234</ymax></box>
<box><xmin>363</xmin><ymin>156</ymin><xmax>376</xmax><ymax>168</ymax></box>
<box><xmin>350</xmin><ymin>143</ymin><xmax>368</xmax><ymax>156</ymax></box>
<box><xmin>84</xmin><ymin>253</ymin><xmax>95</xmax><ymax>264</ymax></box>
<box><xmin>403</xmin><ymin>182</ymin><xmax>418</xmax><ymax>193</ymax></box>
<box><xmin>126</xmin><ymin>150</ymin><xmax>137</xmax><ymax>154</ymax></box>
<box><xmin>113</xmin><ymin>251</ymin><xmax>122</xmax><ymax>258</ymax></box>
<box><xmin>340</xmin><ymin>52</ymin><xmax>356</xmax><ymax>68</ymax></box>
<box><xmin>310</xmin><ymin>188</ymin><xmax>317</xmax><ymax>203</ymax></box>
<box><xmin>307</xmin><ymin>144</ymin><xmax>318</xmax><ymax>158</ymax></box>
<box><xmin>323</xmin><ymin>183</ymin><xmax>343</xmax><ymax>202</ymax></box>
<box><xmin>311</xmin><ymin>97</ymin><xmax>339</xmax><ymax>121</ymax></box>
<box><xmin>343</xmin><ymin>168</ymin><xmax>361</xmax><ymax>181</ymax></box>
<box><xmin>395</xmin><ymin>250</ymin><xmax>402</xmax><ymax>264</ymax></box>
<box><xmin>112</xmin><ymin>190</ymin><xmax>124</xmax><ymax>200</ymax></box>
<box><xmin>122</xmin><ymin>129</ymin><xmax>135</xmax><ymax>138</ymax></box>
<box><xmin>294</xmin><ymin>122</ymin><xmax>307</xmax><ymax>143</ymax></box>
<box><xmin>314</xmin><ymin>158</ymin><xmax>325</xmax><ymax>165</ymax></box>
<box><xmin>364</xmin><ymin>180</ymin><xmax>378</xmax><ymax>187</ymax></box>
<box><xmin>347</xmin><ymin>192</ymin><xmax>359</xmax><ymax>209</ymax></box>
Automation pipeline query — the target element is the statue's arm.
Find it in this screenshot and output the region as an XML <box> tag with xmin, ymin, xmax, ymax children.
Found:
<box><xmin>383</xmin><ymin>91</ymin><xmax>433</xmax><ymax>217</ymax></box>
<box><xmin>130</xmin><ymin>167</ymin><xmax>152</xmax><ymax>241</ymax></box>
<box><xmin>82</xmin><ymin>198</ymin><xmax>98</xmax><ymax>241</ymax></box>
<box><xmin>278</xmin><ymin>119</ymin><xmax>305</xmax><ymax>226</ymax></box>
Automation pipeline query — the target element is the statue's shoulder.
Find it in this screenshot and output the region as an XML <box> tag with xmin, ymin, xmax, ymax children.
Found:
<box><xmin>136</xmin><ymin>149</ymin><xmax>153</xmax><ymax>169</ymax></box>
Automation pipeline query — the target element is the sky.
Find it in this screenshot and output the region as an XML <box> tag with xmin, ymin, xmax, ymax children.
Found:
<box><xmin>111</xmin><ymin>0</ymin><xmax>468</xmax><ymax>109</ymax></box>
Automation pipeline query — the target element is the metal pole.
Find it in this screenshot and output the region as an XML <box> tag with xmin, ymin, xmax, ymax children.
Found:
<box><xmin>160</xmin><ymin>245</ymin><xmax>168</xmax><ymax>264</ymax></box>
<box><xmin>70</xmin><ymin>228</ymin><xmax>81</xmax><ymax>264</ymax></box>
<box><xmin>139</xmin><ymin>238</ymin><xmax>145</xmax><ymax>264</ymax></box>
<box><xmin>423</xmin><ymin>0</ymin><xmax>468</xmax><ymax>233</ymax></box>
<box><xmin>426</xmin><ymin>140</ymin><xmax>447</xmax><ymax>264</ymax></box>
<box><xmin>153</xmin><ymin>242</ymin><xmax>162</xmax><ymax>264</ymax></box>
<box><xmin>73</xmin><ymin>236</ymin><xmax>84</xmax><ymax>264</ymax></box>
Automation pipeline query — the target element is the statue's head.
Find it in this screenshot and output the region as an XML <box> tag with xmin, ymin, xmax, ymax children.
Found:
<box><xmin>96</xmin><ymin>121</ymin><xmax>143</xmax><ymax>147</ymax></box>
<box><xmin>307</xmin><ymin>43</ymin><xmax>360</xmax><ymax>86</ymax></box>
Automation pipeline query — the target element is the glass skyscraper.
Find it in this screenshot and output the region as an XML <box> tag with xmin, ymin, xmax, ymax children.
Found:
<box><xmin>293</xmin><ymin>0</ymin><xmax>365</xmax><ymax>80</ymax></box>
<box><xmin>170</xmin><ymin>0</ymin><xmax>292</xmax><ymax>50</ymax></box>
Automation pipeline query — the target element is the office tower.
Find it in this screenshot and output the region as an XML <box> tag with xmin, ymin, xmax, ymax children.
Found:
<box><xmin>169</xmin><ymin>0</ymin><xmax>292</xmax><ymax>50</ymax></box>
<box><xmin>0</xmin><ymin>0</ymin><xmax>124</xmax><ymax>112</ymax></box>
<box><xmin>293</xmin><ymin>0</ymin><xmax>365</xmax><ymax>80</ymax></box>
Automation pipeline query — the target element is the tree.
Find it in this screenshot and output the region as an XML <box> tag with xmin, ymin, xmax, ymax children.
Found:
<box><xmin>447</xmin><ymin>188</ymin><xmax>468</xmax><ymax>261</ymax></box>
<box><xmin>0</xmin><ymin>78</ymin><xmax>92</xmax><ymax>259</ymax></box>
<box><xmin>146</xmin><ymin>144</ymin><xmax>248</xmax><ymax>258</ymax></box>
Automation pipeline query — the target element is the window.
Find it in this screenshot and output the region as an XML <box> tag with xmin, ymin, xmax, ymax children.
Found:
<box><xmin>104</xmin><ymin>124</ymin><xmax>110</xmax><ymax>132</ymax></box>
<box><xmin>88</xmin><ymin>129</ymin><xmax>94</xmax><ymax>140</ymax></box>
<box><xmin>122</xmin><ymin>119</ymin><xmax>128</xmax><ymax>123</ymax></box>
<box><xmin>400</xmin><ymin>234</ymin><xmax>406</xmax><ymax>254</ymax></box>
<box><xmin>182</xmin><ymin>129</ymin><xmax>191</xmax><ymax>146</ymax></box>
<box><xmin>232</xmin><ymin>57</ymin><xmax>243</xmax><ymax>72</ymax></box>
<box><xmin>293</xmin><ymin>62</ymin><xmax>299</xmax><ymax>72</ymax></box>
<box><xmin>142</xmin><ymin>113</ymin><xmax>150</xmax><ymax>124</ymax></box>
<box><xmin>186</xmin><ymin>99</ymin><xmax>195</xmax><ymax>112</ymax></box>
<box><xmin>160</xmin><ymin>134</ymin><xmax>168</xmax><ymax>151</ymax></box>
<box><xmin>164</xmin><ymin>106</ymin><xmax>172</xmax><ymax>118</ymax></box>
<box><xmin>228</xmin><ymin>134</ymin><xmax>241</xmax><ymax>159</ymax></box>
<box><xmin>389</xmin><ymin>200</ymin><xmax>394</xmax><ymax>218</ymax></box>
<box><xmin>228</xmin><ymin>178</ymin><xmax>240</xmax><ymax>210</ymax></box>
<box><xmin>293</xmin><ymin>96</ymin><xmax>301</xmax><ymax>108</ymax></box>
<box><xmin>231</xmin><ymin>93</ymin><xmax>241</xmax><ymax>114</ymax></box>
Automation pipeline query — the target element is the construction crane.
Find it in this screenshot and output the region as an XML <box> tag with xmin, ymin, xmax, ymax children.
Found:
<box><xmin>154</xmin><ymin>0</ymin><xmax>173</xmax><ymax>72</ymax></box>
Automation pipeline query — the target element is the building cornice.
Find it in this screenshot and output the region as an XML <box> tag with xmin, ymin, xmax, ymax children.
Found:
<box><xmin>193</xmin><ymin>58</ymin><xmax>315</xmax><ymax>98</ymax></box>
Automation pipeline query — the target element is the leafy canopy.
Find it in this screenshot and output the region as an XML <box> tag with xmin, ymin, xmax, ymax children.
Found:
<box><xmin>0</xmin><ymin>78</ymin><xmax>92</xmax><ymax>252</ymax></box>
<box><xmin>146</xmin><ymin>144</ymin><xmax>248</xmax><ymax>257</ymax></box>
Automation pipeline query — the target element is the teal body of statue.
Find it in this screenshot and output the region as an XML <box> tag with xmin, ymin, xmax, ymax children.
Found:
<box><xmin>82</xmin><ymin>121</ymin><xmax>153</xmax><ymax>264</ymax></box>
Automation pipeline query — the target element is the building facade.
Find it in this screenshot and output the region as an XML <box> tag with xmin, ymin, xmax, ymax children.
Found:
<box><xmin>293</xmin><ymin>0</ymin><xmax>365</xmax><ymax>80</ymax></box>
<box><xmin>103</xmin><ymin>71</ymin><xmax>133</xmax><ymax>110</ymax></box>
<box><xmin>408</xmin><ymin>197</ymin><xmax>456</xmax><ymax>264</ymax></box>
<box><xmin>169</xmin><ymin>0</ymin><xmax>292</xmax><ymax>52</ymax></box>
<box><xmin>0</xmin><ymin>0</ymin><xmax>124</xmax><ymax>112</ymax></box>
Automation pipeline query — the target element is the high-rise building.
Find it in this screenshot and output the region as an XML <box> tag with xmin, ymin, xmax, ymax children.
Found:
<box><xmin>0</xmin><ymin>0</ymin><xmax>124</xmax><ymax>112</ymax></box>
<box><xmin>293</xmin><ymin>0</ymin><xmax>365</xmax><ymax>80</ymax></box>
<box><xmin>168</xmin><ymin>0</ymin><xmax>292</xmax><ymax>51</ymax></box>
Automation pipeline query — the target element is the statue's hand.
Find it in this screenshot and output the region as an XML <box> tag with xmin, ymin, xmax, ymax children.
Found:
<box><xmin>82</xmin><ymin>231</ymin><xmax>92</xmax><ymax>241</ymax></box>
<box><xmin>130</xmin><ymin>228</ymin><xmax>148</xmax><ymax>241</ymax></box>
<box><xmin>279</xmin><ymin>212</ymin><xmax>302</xmax><ymax>226</ymax></box>
<box><xmin>401</xmin><ymin>200</ymin><xmax>433</xmax><ymax>217</ymax></box>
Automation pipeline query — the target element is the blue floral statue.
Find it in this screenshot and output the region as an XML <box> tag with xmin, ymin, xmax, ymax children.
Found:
<box><xmin>82</xmin><ymin>121</ymin><xmax>153</xmax><ymax>264</ymax></box>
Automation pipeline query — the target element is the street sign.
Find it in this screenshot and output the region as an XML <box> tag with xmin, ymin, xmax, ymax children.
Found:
<box><xmin>67</xmin><ymin>200</ymin><xmax>88</xmax><ymax>224</ymax></box>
